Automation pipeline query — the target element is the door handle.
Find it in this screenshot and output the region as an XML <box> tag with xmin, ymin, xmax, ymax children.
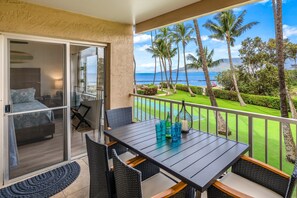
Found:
<box><xmin>4</xmin><ymin>105</ymin><xmax>10</xmax><ymax>113</ymax></box>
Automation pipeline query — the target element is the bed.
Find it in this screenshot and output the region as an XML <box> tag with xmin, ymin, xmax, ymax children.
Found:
<box><xmin>10</xmin><ymin>68</ymin><xmax>55</xmax><ymax>145</ymax></box>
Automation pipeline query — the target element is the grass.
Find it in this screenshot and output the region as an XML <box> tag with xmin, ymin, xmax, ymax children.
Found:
<box><xmin>133</xmin><ymin>90</ymin><xmax>296</xmax><ymax>176</ymax></box>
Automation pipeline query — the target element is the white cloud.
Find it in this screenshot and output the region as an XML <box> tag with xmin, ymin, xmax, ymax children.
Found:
<box><xmin>201</xmin><ymin>35</ymin><xmax>209</xmax><ymax>41</ymax></box>
<box><xmin>211</xmin><ymin>38</ymin><xmax>224</xmax><ymax>43</ymax></box>
<box><xmin>257</xmin><ymin>0</ymin><xmax>269</xmax><ymax>4</ymax></box>
<box><xmin>185</xmin><ymin>52</ymin><xmax>195</xmax><ymax>57</ymax></box>
<box><xmin>137</xmin><ymin>44</ymin><xmax>151</xmax><ymax>51</ymax></box>
<box><xmin>283</xmin><ymin>24</ymin><xmax>297</xmax><ymax>38</ymax></box>
<box><xmin>138</xmin><ymin>63</ymin><xmax>155</xmax><ymax>68</ymax></box>
<box><xmin>233</xmin><ymin>7</ymin><xmax>243</xmax><ymax>13</ymax></box>
<box><xmin>134</xmin><ymin>34</ymin><xmax>151</xmax><ymax>43</ymax></box>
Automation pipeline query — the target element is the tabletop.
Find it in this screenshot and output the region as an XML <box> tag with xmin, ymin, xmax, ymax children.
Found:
<box><xmin>104</xmin><ymin>119</ymin><xmax>249</xmax><ymax>192</ymax></box>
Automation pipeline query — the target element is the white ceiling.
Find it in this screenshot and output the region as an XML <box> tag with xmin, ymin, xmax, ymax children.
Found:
<box><xmin>22</xmin><ymin>0</ymin><xmax>201</xmax><ymax>24</ymax></box>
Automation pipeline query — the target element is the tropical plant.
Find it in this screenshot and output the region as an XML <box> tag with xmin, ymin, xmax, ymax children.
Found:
<box><xmin>272</xmin><ymin>0</ymin><xmax>296</xmax><ymax>163</ymax></box>
<box><xmin>287</xmin><ymin>43</ymin><xmax>297</xmax><ymax>66</ymax></box>
<box><xmin>150</xmin><ymin>31</ymin><xmax>157</xmax><ymax>85</ymax></box>
<box><xmin>192</xmin><ymin>19</ymin><xmax>230</xmax><ymax>135</ymax></box>
<box><xmin>187</xmin><ymin>47</ymin><xmax>223</xmax><ymax>69</ymax></box>
<box><xmin>203</xmin><ymin>10</ymin><xmax>258</xmax><ymax>106</ymax></box>
<box><xmin>171</xmin><ymin>24</ymin><xmax>182</xmax><ymax>93</ymax></box>
<box><xmin>171</xmin><ymin>23</ymin><xmax>195</xmax><ymax>96</ymax></box>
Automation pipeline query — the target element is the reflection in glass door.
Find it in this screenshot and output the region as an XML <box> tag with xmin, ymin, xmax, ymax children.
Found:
<box><xmin>70</xmin><ymin>45</ymin><xmax>105</xmax><ymax>157</ymax></box>
<box><xmin>6</xmin><ymin>39</ymin><xmax>67</xmax><ymax>179</ymax></box>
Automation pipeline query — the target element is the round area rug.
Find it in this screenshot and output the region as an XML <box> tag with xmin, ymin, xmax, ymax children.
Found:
<box><xmin>0</xmin><ymin>161</ymin><xmax>80</xmax><ymax>198</ymax></box>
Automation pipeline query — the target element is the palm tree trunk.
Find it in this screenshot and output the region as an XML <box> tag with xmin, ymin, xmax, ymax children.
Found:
<box><xmin>151</xmin><ymin>31</ymin><xmax>157</xmax><ymax>85</ymax></box>
<box><xmin>161</xmin><ymin>57</ymin><xmax>171</xmax><ymax>95</ymax></box>
<box><xmin>273</xmin><ymin>0</ymin><xmax>296</xmax><ymax>162</ymax></box>
<box><xmin>193</xmin><ymin>19</ymin><xmax>230</xmax><ymax>135</ymax></box>
<box><xmin>133</xmin><ymin>55</ymin><xmax>137</xmax><ymax>93</ymax></box>
<box><xmin>226</xmin><ymin>37</ymin><xmax>246</xmax><ymax>106</ymax></box>
<box><xmin>173</xmin><ymin>45</ymin><xmax>180</xmax><ymax>94</ymax></box>
<box><xmin>287</xmin><ymin>86</ymin><xmax>297</xmax><ymax>119</ymax></box>
<box><xmin>159</xmin><ymin>57</ymin><xmax>163</xmax><ymax>91</ymax></box>
<box><xmin>183</xmin><ymin>43</ymin><xmax>195</xmax><ymax>96</ymax></box>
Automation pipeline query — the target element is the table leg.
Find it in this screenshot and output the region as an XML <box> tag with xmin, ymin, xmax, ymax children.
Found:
<box><xmin>196</xmin><ymin>191</ymin><xmax>202</xmax><ymax>198</ymax></box>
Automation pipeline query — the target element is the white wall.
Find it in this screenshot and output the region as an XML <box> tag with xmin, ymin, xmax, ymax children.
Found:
<box><xmin>10</xmin><ymin>41</ymin><xmax>65</xmax><ymax>96</ymax></box>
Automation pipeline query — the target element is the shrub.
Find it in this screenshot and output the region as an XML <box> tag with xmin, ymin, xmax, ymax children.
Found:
<box><xmin>211</xmin><ymin>89</ymin><xmax>297</xmax><ymax>110</ymax></box>
<box><xmin>137</xmin><ymin>89</ymin><xmax>145</xmax><ymax>95</ymax></box>
<box><xmin>161</xmin><ymin>83</ymin><xmax>203</xmax><ymax>95</ymax></box>
<box><xmin>137</xmin><ymin>85</ymin><xmax>158</xmax><ymax>95</ymax></box>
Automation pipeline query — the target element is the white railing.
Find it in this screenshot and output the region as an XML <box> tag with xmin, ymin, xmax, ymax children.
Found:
<box><xmin>130</xmin><ymin>93</ymin><xmax>297</xmax><ymax>175</ymax></box>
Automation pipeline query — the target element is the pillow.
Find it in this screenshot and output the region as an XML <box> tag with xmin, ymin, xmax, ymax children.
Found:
<box><xmin>11</xmin><ymin>88</ymin><xmax>36</xmax><ymax>104</ymax></box>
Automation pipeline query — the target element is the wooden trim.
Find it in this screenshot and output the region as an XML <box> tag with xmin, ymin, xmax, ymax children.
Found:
<box><xmin>151</xmin><ymin>182</ymin><xmax>187</xmax><ymax>198</ymax></box>
<box><xmin>128</xmin><ymin>156</ymin><xmax>146</xmax><ymax>167</ymax></box>
<box><xmin>106</xmin><ymin>141</ymin><xmax>117</xmax><ymax>147</ymax></box>
<box><xmin>136</xmin><ymin>0</ymin><xmax>259</xmax><ymax>33</ymax></box>
<box><xmin>213</xmin><ymin>181</ymin><xmax>253</xmax><ymax>198</ymax></box>
<box><xmin>241</xmin><ymin>155</ymin><xmax>290</xmax><ymax>179</ymax></box>
<box><xmin>125</xmin><ymin>156</ymin><xmax>145</xmax><ymax>165</ymax></box>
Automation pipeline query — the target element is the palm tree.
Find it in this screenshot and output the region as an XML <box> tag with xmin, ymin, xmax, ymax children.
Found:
<box><xmin>146</xmin><ymin>38</ymin><xmax>172</xmax><ymax>95</ymax></box>
<box><xmin>187</xmin><ymin>47</ymin><xmax>223</xmax><ymax>69</ymax></box>
<box><xmin>272</xmin><ymin>0</ymin><xmax>296</xmax><ymax>163</ymax></box>
<box><xmin>203</xmin><ymin>10</ymin><xmax>258</xmax><ymax>106</ymax></box>
<box><xmin>192</xmin><ymin>19</ymin><xmax>230</xmax><ymax>135</ymax></box>
<box><xmin>172</xmin><ymin>23</ymin><xmax>195</xmax><ymax>96</ymax></box>
<box><xmin>156</xmin><ymin>28</ymin><xmax>174</xmax><ymax>87</ymax></box>
<box><xmin>151</xmin><ymin>31</ymin><xmax>157</xmax><ymax>85</ymax></box>
<box><xmin>171</xmin><ymin>24</ymin><xmax>182</xmax><ymax>93</ymax></box>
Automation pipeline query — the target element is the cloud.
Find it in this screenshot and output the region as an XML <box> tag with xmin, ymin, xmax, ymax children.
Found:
<box><xmin>211</xmin><ymin>38</ymin><xmax>225</xmax><ymax>43</ymax></box>
<box><xmin>138</xmin><ymin>63</ymin><xmax>155</xmax><ymax>68</ymax></box>
<box><xmin>134</xmin><ymin>34</ymin><xmax>151</xmax><ymax>43</ymax></box>
<box><xmin>283</xmin><ymin>24</ymin><xmax>297</xmax><ymax>38</ymax></box>
<box><xmin>233</xmin><ymin>7</ymin><xmax>243</xmax><ymax>13</ymax></box>
<box><xmin>257</xmin><ymin>0</ymin><xmax>269</xmax><ymax>4</ymax></box>
<box><xmin>137</xmin><ymin>44</ymin><xmax>151</xmax><ymax>51</ymax></box>
<box><xmin>201</xmin><ymin>35</ymin><xmax>209</xmax><ymax>41</ymax></box>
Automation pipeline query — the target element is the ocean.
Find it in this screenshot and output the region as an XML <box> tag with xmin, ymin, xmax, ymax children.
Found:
<box><xmin>136</xmin><ymin>72</ymin><xmax>218</xmax><ymax>86</ymax></box>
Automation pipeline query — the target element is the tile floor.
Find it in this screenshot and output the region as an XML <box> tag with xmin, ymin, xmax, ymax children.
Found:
<box><xmin>51</xmin><ymin>157</ymin><xmax>90</xmax><ymax>198</ymax></box>
<box><xmin>51</xmin><ymin>156</ymin><xmax>207</xmax><ymax>198</ymax></box>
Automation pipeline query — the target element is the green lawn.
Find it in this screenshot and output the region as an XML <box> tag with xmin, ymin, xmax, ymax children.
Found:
<box><xmin>133</xmin><ymin>90</ymin><xmax>296</xmax><ymax>176</ymax></box>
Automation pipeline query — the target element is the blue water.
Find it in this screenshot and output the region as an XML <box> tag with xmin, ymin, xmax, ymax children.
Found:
<box><xmin>136</xmin><ymin>72</ymin><xmax>218</xmax><ymax>86</ymax></box>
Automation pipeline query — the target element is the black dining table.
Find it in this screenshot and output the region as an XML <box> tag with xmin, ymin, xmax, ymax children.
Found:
<box><xmin>104</xmin><ymin>119</ymin><xmax>249</xmax><ymax>192</ymax></box>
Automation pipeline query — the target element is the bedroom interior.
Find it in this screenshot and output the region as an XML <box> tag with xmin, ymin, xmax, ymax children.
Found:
<box><xmin>7</xmin><ymin>39</ymin><xmax>105</xmax><ymax>179</ymax></box>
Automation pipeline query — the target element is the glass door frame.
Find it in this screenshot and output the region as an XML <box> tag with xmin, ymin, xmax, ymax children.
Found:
<box><xmin>0</xmin><ymin>33</ymin><xmax>107</xmax><ymax>186</ymax></box>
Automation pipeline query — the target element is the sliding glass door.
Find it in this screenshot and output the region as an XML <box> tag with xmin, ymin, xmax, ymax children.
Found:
<box><xmin>1</xmin><ymin>34</ymin><xmax>106</xmax><ymax>184</ymax></box>
<box><xmin>70</xmin><ymin>44</ymin><xmax>105</xmax><ymax>157</ymax></box>
<box><xmin>4</xmin><ymin>38</ymin><xmax>68</xmax><ymax>179</ymax></box>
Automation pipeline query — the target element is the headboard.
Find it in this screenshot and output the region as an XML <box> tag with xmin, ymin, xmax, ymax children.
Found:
<box><xmin>10</xmin><ymin>68</ymin><xmax>41</xmax><ymax>98</ymax></box>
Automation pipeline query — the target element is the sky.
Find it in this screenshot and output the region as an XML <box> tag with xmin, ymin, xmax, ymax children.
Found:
<box><xmin>133</xmin><ymin>0</ymin><xmax>297</xmax><ymax>73</ymax></box>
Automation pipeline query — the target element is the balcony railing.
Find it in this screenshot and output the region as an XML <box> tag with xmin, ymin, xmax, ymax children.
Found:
<box><xmin>130</xmin><ymin>93</ymin><xmax>297</xmax><ymax>175</ymax></box>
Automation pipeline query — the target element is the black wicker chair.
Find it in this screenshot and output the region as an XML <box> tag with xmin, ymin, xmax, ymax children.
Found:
<box><xmin>105</xmin><ymin>107</ymin><xmax>160</xmax><ymax>180</ymax></box>
<box><xmin>207</xmin><ymin>155</ymin><xmax>297</xmax><ymax>198</ymax></box>
<box><xmin>85</xmin><ymin>134</ymin><xmax>115</xmax><ymax>198</ymax></box>
<box><xmin>86</xmin><ymin>134</ymin><xmax>161</xmax><ymax>198</ymax></box>
<box><xmin>105</xmin><ymin>107</ymin><xmax>133</xmax><ymax>157</ymax></box>
<box><xmin>112</xmin><ymin>149</ymin><xmax>196</xmax><ymax>198</ymax></box>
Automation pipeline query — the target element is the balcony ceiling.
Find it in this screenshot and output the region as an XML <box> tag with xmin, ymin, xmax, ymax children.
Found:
<box><xmin>22</xmin><ymin>0</ymin><xmax>257</xmax><ymax>33</ymax></box>
<box><xmin>22</xmin><ymin>0</ymin><xmax>200</xmax><ymax>24</ymax></box>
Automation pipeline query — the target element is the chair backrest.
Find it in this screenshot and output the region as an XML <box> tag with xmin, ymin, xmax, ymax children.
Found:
<box><xmin>112</xmin><ymin>149</ymin><xmax>142</xmax><ymax>198</ymax></box>
<box><xmin>285</xmin><ymin>160</ymin><xmax>297</xmax><ymax>198</ymax></box>
<box><xmin>85</xmin><ymin>134</ymin><xmax>114</xmax><ymax>198</ymax></box>
<box><xmin>105</xmin><ymin>107</ymin><xmax>132</xmax><ymax>129</ymax></box>
<box><xmin>232</xmin><ymin>158</ymin><xmax>290</xmax><ymax>197</ymax></box>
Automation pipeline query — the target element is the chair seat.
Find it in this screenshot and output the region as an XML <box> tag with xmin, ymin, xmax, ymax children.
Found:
<box><xmin>108</xmin><ymin>151</ymin><xmax>135</xmax><ymax>168</ymax></box>
<box><xmin>142</xmin><ymin>173</ymin><xmax>176</xmax><ymax>198</ymax></box>
<box><xmin>220</xmin><ymin>172</ymin><xmax>282</xmax><ymax>198</ymax></box>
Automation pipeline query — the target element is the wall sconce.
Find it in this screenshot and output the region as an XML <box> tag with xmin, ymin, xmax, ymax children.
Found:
<box><xmin>55</xmin><ymin>79</ymin><xmax>63</xmax><ymax>90</ymax></box>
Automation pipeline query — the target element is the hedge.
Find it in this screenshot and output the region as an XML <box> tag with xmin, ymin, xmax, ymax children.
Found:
<box><xmin>211</xmin><ymin>89</ymin><xmax>297</xmax><ymax>110</ymax></box>
<box><xmin>160</xmin><ymin>83</ymin><xmax>203</xmax><ymax>95</ymax></box>
<box><xmin>137</xmin><ymin>85</ymin><xmax>158</xmax><ymax>95</ymax></box>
